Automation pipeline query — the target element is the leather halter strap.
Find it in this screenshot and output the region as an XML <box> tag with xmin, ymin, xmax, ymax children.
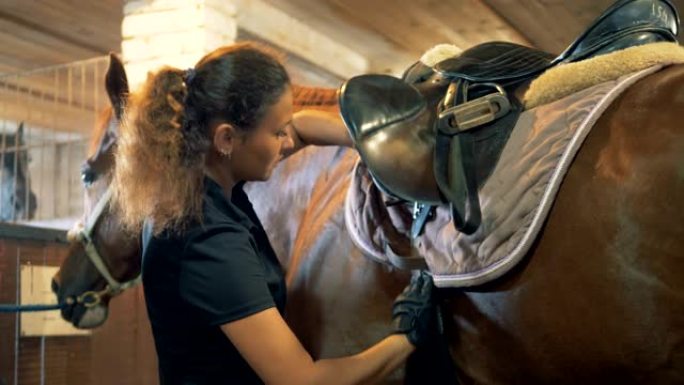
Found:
<box><xmin>68</xmin><ymin>185</ymin><xmax>141</xmax><ymax>303</ymax></box>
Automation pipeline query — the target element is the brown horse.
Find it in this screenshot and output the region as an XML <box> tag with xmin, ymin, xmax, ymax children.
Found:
<box><xmin>53</xmin><ymin>51</ymin><xmax>684</xmax><ymax>384</ymax></box>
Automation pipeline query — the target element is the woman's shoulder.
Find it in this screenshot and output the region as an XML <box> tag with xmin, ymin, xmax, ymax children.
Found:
<box><xmin>183</xmin><ymin>219</ymin><xmax>257</xmax><ymax>257</ymax></box>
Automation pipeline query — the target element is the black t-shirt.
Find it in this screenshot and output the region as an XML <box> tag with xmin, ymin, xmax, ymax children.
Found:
<box><xmin>142</xmin><ymin>178</ymin><xmax>286</xmax><ymax>385</ymax></box>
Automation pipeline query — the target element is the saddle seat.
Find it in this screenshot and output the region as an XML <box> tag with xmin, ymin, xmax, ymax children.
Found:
<box><xmin>434</xmin><ymin>42</ymin><xmax>555</xmax><ymax>86</ymax></box>
<box><xmin>340</xmin><ymin>0</ymin><xmax>680</xmax><ymax>236</ymax></box>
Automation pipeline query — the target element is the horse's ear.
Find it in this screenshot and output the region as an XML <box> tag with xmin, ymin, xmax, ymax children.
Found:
<box><xmin>106</xmin><ymin>52</ymin><xmax>129</xmax><ymax>121</ymax></box>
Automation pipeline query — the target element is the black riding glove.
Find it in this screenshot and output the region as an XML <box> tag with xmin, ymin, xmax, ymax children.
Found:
<box><xmin>391</xmin><ymin>270</ymin><xmax>440</xmax><ymax>348</ymax></box>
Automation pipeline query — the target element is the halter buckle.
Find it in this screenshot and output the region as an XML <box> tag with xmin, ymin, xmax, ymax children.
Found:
<box><xmin>77</xmin><ymin>290</ymin><xmax>103</xmax><ymax>308</ymax></box>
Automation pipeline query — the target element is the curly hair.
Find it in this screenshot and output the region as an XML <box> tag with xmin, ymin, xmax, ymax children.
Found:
<box><xmin>113</xmin><ymin>43</ymin><xmax>290</xmax><ymax>235</ymax></box>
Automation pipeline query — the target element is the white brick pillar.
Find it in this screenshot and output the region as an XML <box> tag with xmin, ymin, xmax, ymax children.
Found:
<box><xmin>122</xmin><ymin>0</ymin><xmax>238</xmax><ymax>90</ymax></box>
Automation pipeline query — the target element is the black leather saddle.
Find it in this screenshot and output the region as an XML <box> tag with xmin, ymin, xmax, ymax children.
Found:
<box><xmin>340</xmin><ymin>0</ymin><xmax>680</xmax><ymax>236</ymax></box>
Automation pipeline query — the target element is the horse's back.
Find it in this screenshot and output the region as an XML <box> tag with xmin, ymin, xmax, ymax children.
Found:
<box><xmin>446</xmin><ymin>64</ymin><xmax>684</xmax><ymax>385</ymax></box>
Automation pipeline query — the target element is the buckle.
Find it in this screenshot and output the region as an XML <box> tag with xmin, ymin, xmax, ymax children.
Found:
<box><xmin>77</xmin><ymin>290</ymin><xmax>103</xmax><ymax>308</ymax></box>
<box><xmin>438</xmin><ymin>82</ymin><xmax>511</xmax><ymax>134</ymax></box>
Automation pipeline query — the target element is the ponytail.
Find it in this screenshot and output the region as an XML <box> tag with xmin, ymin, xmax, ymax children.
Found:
<box><xmin>113</xmin><ymin>67</ymin><xmax>207</xmax><ymax>235</ymax></box>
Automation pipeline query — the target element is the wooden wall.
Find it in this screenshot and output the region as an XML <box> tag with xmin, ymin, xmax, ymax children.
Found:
<box><xmin>0</xmin><ymin>224</ymin><xmax>157</xmax><ymax>385</ymax></box>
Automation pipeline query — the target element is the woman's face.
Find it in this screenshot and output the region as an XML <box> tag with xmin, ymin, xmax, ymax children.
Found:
<box><xmin>232</xmin><ymin>87</ymin><xmax>295</xmax><ymax>181</ymax></box>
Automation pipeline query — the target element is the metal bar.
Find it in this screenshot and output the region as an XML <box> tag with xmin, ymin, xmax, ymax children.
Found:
<box><xmin>0</xmin><ymin>222</ymin><xmax>68</xmax><ymax>242</ymax></box>
<box><xmin>14</xmin><ymin>245</ymin><xmax>20</xmax><ymax>385</ymax></box>
<box><xmin>67</xmin><ymin>66</ymin><xmax>73</xmax><ymax>107</ymax></box>
<box><xmin>66</xmin><ymin>66</ymin><xmax>73</xmax><ymax>217</ymax></box>
<box><xmin>52</xmin><ymin>69</ymin><xmax>59</xmax><ymax>218</ymax></box>
<box><xmin>11</xmin><ymin>75</ymin><xmax>19</xmax><ymax>221</ymax></box>
<box><xmin>25</xmin><ymin>80</ymin><xmax>32</xmax><ymax>222</ymax></box>
<box><xmin>81</xmin><ymin>62</ymin><xmax>86</xmax><ymax>110</ymax></box>
<box><xmin>40</xmin><ymin>245</ymin><xmax>47</xmax><ymax>385</ymax></box>
<box><xmin>39</xmin><ymin>77</ymin><xmax>47</xmax><ymax>220</ymax></box>
<box><xmin>0</xmin><ymin>77</ymin><xmax>7</xmax><ymax>219</ymax></box>
<box><xmin>66</xmin><ymin>139</ymin><xmax>72</xmax><ymax>218</ymax></box>
<box><xmin>40</xmin><ymin>334</ymin><xmax>46</xmax><ymax>385</ymax></box>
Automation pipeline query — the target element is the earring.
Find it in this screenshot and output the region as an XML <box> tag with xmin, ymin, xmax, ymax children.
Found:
<box><xmin>221</xmin><ymin>149</ymin><xmax>232</xmax><ymax>160</ymax></box>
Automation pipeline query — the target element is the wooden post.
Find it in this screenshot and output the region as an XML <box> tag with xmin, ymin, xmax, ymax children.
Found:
<box><xmin>122</xmin><ymin>0</ymin><xmax>238</xmax><ymax>90</ymax></box>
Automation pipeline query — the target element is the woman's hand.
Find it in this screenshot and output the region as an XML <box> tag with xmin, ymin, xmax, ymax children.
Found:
<box><xmin>391</xmin><ymin>270</ymin><xmax>441</xmax><ymax>348</ymax></box>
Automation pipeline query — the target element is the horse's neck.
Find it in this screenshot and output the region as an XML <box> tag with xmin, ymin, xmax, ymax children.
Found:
<box><xmin>246</xmin><ymin>146</ymin><xmax>355</xmax><ymax>270</ymax></box>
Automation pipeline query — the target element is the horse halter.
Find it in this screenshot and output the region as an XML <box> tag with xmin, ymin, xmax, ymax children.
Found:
<box><xmin>66</xmin><ymin>185</ymin><xmax>141</xmax><ymax>308</ymax></box>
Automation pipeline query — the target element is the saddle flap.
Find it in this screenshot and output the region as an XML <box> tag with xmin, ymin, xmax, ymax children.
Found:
<box><xmin>339</xmin><ymin>75</ymin><xmax>444</xmax><ymax>203</ymax></box>
<box><xmin>339</xmin><ymin>74</ymin><xmax>426</xmax><ymax>140</ymax></box>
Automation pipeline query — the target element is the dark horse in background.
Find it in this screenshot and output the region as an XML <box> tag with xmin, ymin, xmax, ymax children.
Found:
<box><xmin>0</xmin><ymin>122</ymin><xmax>37</xmax><ymax>221</ymax></box>
<box><xmin>54</xmin><ymin>6</ymin><xmax>683</xmax><ymax>385</ymax></box>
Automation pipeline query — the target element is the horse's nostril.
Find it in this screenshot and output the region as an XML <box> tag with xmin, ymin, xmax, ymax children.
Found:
<box><xmin>51</xmin><ymin>278</ymin><xmax>60</xmax><ymax>294</ymax></box>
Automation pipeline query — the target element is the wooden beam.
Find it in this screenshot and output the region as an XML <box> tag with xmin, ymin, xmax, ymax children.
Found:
<box><xmin>234</xmin><ymin>0</ymin><xmax>369</xmax><ymax>78</ymax></box>
<box><xmin>0</xmin><ymin>9</ymin><xmax>109</xmax><ymax>56</ymax></box>
<box><xmin>0</xmin><ymin>90</ymin><xmax>99</xmax><ymax>134</ymax></box>
<box><xmin>0</xmin><ymin>222</ymin><xmax>67</xmax><ymax>243</ymax></box>
<box><xmin>482</xmin><ymin>0</ymin><xmax>608</xmax><ymax>53</ymax></box>
<box><xmin>0</xmin><ymin>15</ymin><xmax>103</xmax><ymax>74</ymax></box>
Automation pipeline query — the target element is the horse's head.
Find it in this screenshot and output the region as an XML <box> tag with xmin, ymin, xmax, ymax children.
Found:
<box><xmin>52</xmin><ymin>54</ymin><xmax>142</xmax><ymax>329</ymax></box>
<box><xmin>0</xmin><ymin>122</ymin><xmax>37</xmax><ymax>221</ymax></box>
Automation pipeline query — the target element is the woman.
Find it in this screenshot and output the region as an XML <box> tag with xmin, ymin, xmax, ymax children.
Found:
<box><xmin>113</xmin><ymin>42</ymin><xmax>438</xmax><ymax>385</ymax></box>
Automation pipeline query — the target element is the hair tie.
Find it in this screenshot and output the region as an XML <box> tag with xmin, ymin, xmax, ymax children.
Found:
<box><xmin>183</xmin><ymin>68</ymin><xmax>197</xmax><ymax>87</ymax></box>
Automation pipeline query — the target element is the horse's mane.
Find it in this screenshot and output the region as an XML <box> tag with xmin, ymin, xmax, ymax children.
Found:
<box><xmin>292</xmin><ymin>85</ymin><xmax>338</xmax><ymax>112</ymax></box>
<box><xmin>88</xmin><ymin>106</ymin><xmax>114</xmax><ymax>158</ymax></box>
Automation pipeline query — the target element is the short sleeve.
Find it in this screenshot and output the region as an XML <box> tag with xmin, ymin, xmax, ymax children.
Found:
<box><xmin>180</xmin><ymin>225</ymin><xmax>275</xmax><ymax>326</ymax></box>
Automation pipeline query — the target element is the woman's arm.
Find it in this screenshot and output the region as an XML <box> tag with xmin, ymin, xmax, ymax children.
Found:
<box><xmin>221</xmin><ymin>307</ymin><xmax>413</xmax><ymax>385</ymax></box>
<box><xmin>286</xmin><ymin>109</ymin><xmax>353</xmax><ymax>157</ymax></box>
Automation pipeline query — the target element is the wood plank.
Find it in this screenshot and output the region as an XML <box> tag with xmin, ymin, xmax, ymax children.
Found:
<box><xmin>484</xmin><ymin>0</ymin><xmax>622</xmax><ymax>53</ymax></box>
<box><xmin>0</xmin><ymin>223</ymin><xmax>67</xmax><ymax>243</ymax></box>
<box><xmin>236</xmin><ymin>0</ymin><xmax>370</xmax><ymax>78</ymax></box>
<box><xmin>238</xmin><ymin>30</ymin><xmax>344</xmax><ymax>87</ymax></box>
<box><xmin>0</xmin><ymin>19</ymin><xmax>101</xmax><ymax>72</ymax></box>
<box><xmin>0</xmin><ymin>0</ymin><xmax>121</xmax><ymax>51</ymax></box>
<box><xmin>0</xmin><ymin>236</ymin><xmax>158</xmax><ymax>385</ymax></box>
<box><xmin>0</xmin><ymin>238</ymin><xmax>19</xmax><ymax>385</ymax></box>
<box><xmin>0</xmin><ymin>0</ymin><xmax>121</xmax><ymax>73</ymax></box>
<box><xmin>309</xmin><ymin>0</ymin><xmax>530</xmax><ymax>72</ymax></box>
<box><xmin>259</xmin><ymin>0</ymin><xmax>415</xmax><ymax>74</ymax></box>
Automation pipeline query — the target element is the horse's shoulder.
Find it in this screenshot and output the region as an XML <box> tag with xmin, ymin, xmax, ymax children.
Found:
<box><xmin>603</xmin><ymin>64</ymin><xmax>684</xmax><ymax>136</ymax></box>
<box><xmin>627</xmin><ymin>64</ymin><xmax>684</xmax><ymax>105</ymax></box>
